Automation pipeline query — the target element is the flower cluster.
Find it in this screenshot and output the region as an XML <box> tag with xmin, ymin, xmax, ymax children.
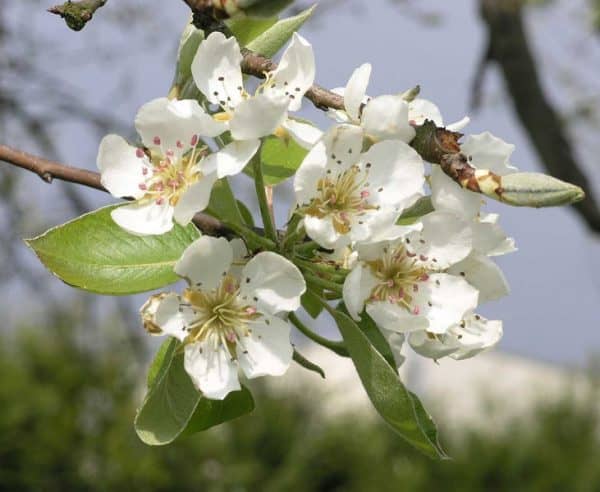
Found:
<box><xmin>96</xmin><ymin>29</ymin><xmax>516</xmax><ymax>400</ymax></box>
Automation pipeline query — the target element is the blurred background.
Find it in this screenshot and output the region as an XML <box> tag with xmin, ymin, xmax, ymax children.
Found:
<box><xmin>1</xmin><ymin>0</ymin><xmax>600</xmax><ymax>489</ymax></box>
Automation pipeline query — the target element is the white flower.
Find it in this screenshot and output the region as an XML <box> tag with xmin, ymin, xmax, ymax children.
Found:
<box><xmin>98</xmin><ymin>97</ymin><xmax>258</xmax><ymax>235</ymax></box>
<box><xmin>430</xmin><ymin>131</ymin><xmax>518</xmax><ymax>220</ymax></box>
<box><xmin>408</xmin><ymin>312</ymin><xmax>503</xmax><ymax>361</ymax></box>
<box><xmin>343</xmin><ymin>211</ymin><xmax>479</xmax><ymax>335</ymax></box>
<box><xmin>191</xmin><ymin>31</ymin><xmax>320</xmax><ymax>148</ymax></box>
<box><xmin>330</xmin><ymin>63</ymin><xmax>469</xmax><ymax>142</ymax></box>
<box><xmin>294</xmin><ymin>124</ymin><xmax>425</xmax><ymax>248</ymax></box>
<box><xmin>141</xmin><ymin>236</ymin><xmax>306</xmax><ymax>400</ymax></box>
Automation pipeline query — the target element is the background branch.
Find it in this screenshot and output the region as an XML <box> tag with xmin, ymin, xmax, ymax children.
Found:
<box><xmin>48</xmin><ymin>0</ymin><xmax>107</xmax><ymax>31</ymax></box>
<box><xmin>478</xmin><ymin>0</ymin><xmax>600</xmax><ymax>233</ymax></box>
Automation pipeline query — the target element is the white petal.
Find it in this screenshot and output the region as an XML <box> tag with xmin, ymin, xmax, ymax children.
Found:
<box><xmin>240</xmin><ymin>252</ymin><xmax>306</xmax><ymax>315</ymax></box>
<box><xmin>175</xmin><ymin>236</ymin><xmax>233</xmax><ymax>289</ymax></box>
<box><xmin>449</xmin><ymin>313</ymin><xmax>503</xmax><ymax>360</ymax></box>
<box><xmin>406</xmin><ymin>211</ymin><xmax>472</xmax><ymax>269</ymax></box>
<box><xmin>97</xmin><ymin>134</ymin><xmax>148</xmax><ymax>199</ymax></box>
<box><xmin>381</xmin><ymin>328</ymin><xmax>406</xmax><ymax>368</ymax></box>
<box><xmin>471</xmin><ymin>219</ymin><xmax>517</xmax><ymax>256</ymax></box>
<box><xmin>446</xmin><ymin>116</ymin><xmax>470</xmax><ymax>132</ymax></box>
<box><xmin>135</xmin><ymin>98</ymin><xmax>225</xmax><ymax>157</ymax></box>
<box><xmin>430</xmin><ymin>165</ymin><xmax>482</xmax><ymax>218</ymax></box>
<box><xmin>322</xmin><ymin>124</ymin><xmax>364</xmax><ymax>172</ymax></box>
<box><xmin>267</xmin><ymin>33</ymin><xmax>315</xmax><ymax>112</ymax></box>
<box><xmin>237</xmin><ymin>315</ymin><xmax>293</xmax><ymax>378</ymax></box>
<box><xmin>173</xmin><ymin>173</ymin><xmax>218</xmax><ymax>225</ymax></box>
<box><xmin>283</xmin><ymin>119</ymin><xmax>323</xmax><ymax>149</ymax></box>
<box><xmin>461</xmin><ymin>132</ymin><xmax>517</xmax><ymax>175</ymax></box>
<box><xmin>366</xmin><ymin>301</ymin><xmax>428</xmax><ymax>333</ymax></box>
<box><xmin>191</xmin><ymin>31</ymin><xmax>244</xmax><ymax>108</ymax></box>
<box><xmin>229</xmin><ymin>238</ymin><xmax>250</xmax><ymax>280</ymax></box>
<box><xmin>294</xmin><ymin>141</ymin><xmax>327</xmax><ymax>205</ymax></box>
<box><xmin>408</xmin><ymin>98</ymin><xmax>443</xmax><ymax>126</ymax></box>
<box><xmin>154</xmin><ymin>293</ymin><xmax>194</xmax><ymax>341</ymax></box>
<box><xmin>343</xmin><ymin>264</ymin><xmax>379</xmax><ymax>320</ymax></box>
<box><xmin>361</xmin><ymin>95</ymin><xmax>416</xmax><ymax>143</ymax></box>
<box><xmin>344</xmin><ymin>63</ymin><xmax>371</xmax><ymax>122</ymax></box>
<box><xmin>229</xmin><ymin>93</ymin><xmax>289</xmax><ymax>140</ymax></box>
<box><xmin>303</xmin><ymin>215</ymin><xmax>344</xmax><ymax>249</ymax></box>
<box><xmin>410</xmin><ymin>273</ymin><xmax>479</xmax><ymax>334</ymax></box>
<box><xmin>203</xmin><ymin>139</ymin><xmax>260</xmax><ymax>178</ymax></box>
<box><xmin>408</xmin><ymin>330</ymin><xmax>459</xmax><ymax>359</ymax></box>
<box><xmin>448</xmin><ymin>253</ymin><xmax>509</xmax><ymax>304</ymax></box>
<box><xmin>184</xmin><ymin>342</ymin><xmax>241</xmax><ymax>400</ymax></box>
<box><xmin>359</xmin><ymin>139</ymin><xmax>425</xmax><ymax>212</ymax></box>
<box><xmin>111</xmin><ymin>201</ymin><xmax>174</xmax><ymax>235</ymax></box>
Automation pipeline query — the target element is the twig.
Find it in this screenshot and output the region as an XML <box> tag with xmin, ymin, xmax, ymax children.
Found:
<box><xmin>0</xmin><ymin>144</ymin><xmax>229</xmax><ymax>236</ymax></box>
<box><xmin>48</xmin><ymin>0</ymin><xmax>107</xmax><ymax>31</ymax></box>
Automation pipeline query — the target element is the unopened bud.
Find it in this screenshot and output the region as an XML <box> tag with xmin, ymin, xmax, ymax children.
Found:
<box><xmin>495</xmin><ymin>172</ymin><xmax>585</xmax><ymax>208</ymax></box>
<box><xmin>400</xmin><ymin>85</ymin><xmax>421</xmax><ymax>102</ymax></box>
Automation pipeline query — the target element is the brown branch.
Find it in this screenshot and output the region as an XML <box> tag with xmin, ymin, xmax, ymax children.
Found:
<box><xmin>48</xmin><ymin>0</ymin><xmax>107</xmax><ymax>31</ymax></box>
<box><xmin>0</xmin><ymin>144</ymin><xmax>229</xmax><ymax>236</ymax></box>
<box><xmin>478</xmin><ymin>0</ymin><xmax>600</xmax><ymax>233</ymax></box>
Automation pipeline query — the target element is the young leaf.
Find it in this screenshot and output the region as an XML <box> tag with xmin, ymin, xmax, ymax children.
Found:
<box><xmin>301</xmin><ymin>289</ymin><xmax>324</xmax><ymax>319</ymax></box>
<box><xmin>227</xmin><ymin>16</ymin><xmax>278</xmax><ymax>46</ymax></box>
<box><xmin>135</xmin><ymin>339</ymin><xmax>255</xmax><ymax>445</ymax></box>
<box><xmin>207</xmin><ymin>178</ymin><xmax>246</xmax><ymax>227</ymax></box>
<box><xmin>246</xmin><ymin>5</ymin><xmax>316</xmax><ymax>57</ymax></box>
<box><xmin>397</xmin><ymin>196</ymin><xmax>434</xmax><ymax>225</ymax></box>
<box><xmin>25</xmin><ymin>205</ymin><xmax>199</xmax><ymax>295</ymax></box>
<box><xmin>245</xmin><ymin>135</ymin><xmax>308</xmax><ymax>186</ymax></box>
<box><xmin>328</xmin><ymin>308</ymin><xmax>448</xmax><ymax>459</ymax></box>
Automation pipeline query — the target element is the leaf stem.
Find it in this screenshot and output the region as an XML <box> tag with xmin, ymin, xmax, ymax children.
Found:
<box><xmin>288</xmin><ymin>312</ymin><xmax>348</xmax><ymax>357</ymax></box>
<box><xmin>251</xmin><ymin>153</ymin><xmax>277</xmax><ymax>243</ymax></box>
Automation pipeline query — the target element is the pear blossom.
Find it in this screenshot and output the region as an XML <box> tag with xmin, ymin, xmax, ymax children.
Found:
<box><xmin>409</xmin><ymin>312</ymin><xmax>503</xmax><ymax>361</ymax></box>
<box><xmin>141</xmin><ymin>236</ymin><xmax>306</xmax><ymax>400</ymax></box>
<box><xmin>294</xmin><ymin>124</ymin><xmax>425</xmax><ymax>248</ymax></box>
<box><xmin>329</xmin><ymin>63</ymin><xmax>469</xmax><ymax>143</ymax></box>
<box><xmin>343</xmin><ymin>211</ymin><xmax>480</xmax><ymax>335</ymax></box>
<box><xmin>98</xmin><ymin>97</ymin><xmax>258</xmax><ymax>235</ymax></box>
<box><xmin>191</xmin><ymin>31</ymin><xmax>320</xmax><ymax>148</ymax></box>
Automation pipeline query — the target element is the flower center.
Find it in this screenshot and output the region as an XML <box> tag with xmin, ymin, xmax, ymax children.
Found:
<box><xmin>303</xmin><ymin>166</ymin><xmax>376</xmax><ymax>234</ymax></box>
<box><xmin>182</xmin><ymin>275</ymin><xmax>258</xmax><ymax>353</ymax></box>
<box><xmin>366</xmin><ymin>244</ymin><xmax>428</xmax><ymax>312</ymax></box>
<box><xmin>138</xmin><ymin>138</ymin><xmax>206</xmax><ymax>207</ymax></box>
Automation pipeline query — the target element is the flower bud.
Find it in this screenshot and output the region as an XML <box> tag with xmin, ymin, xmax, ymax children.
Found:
<box><xmin>496</xmin><ymin>172</ymin><xmax>585</xmax><ymax>207</ymax></box>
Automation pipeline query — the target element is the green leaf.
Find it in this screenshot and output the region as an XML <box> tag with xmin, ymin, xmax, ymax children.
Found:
<box><xmin>328</xmin><ymin>308</ymin><xmax>447</xmax><ymax>459</ymax></box>
<box><xmin>246</xmin><ymin>135</ymin><xmax>308</xmax><ymax>186</ymax></box>
<box><xmin>397</xmin><ymin>196</ymin><xmax>434</xmax><ymax>225</ymax></box>
<box><xmin>25</xmin><ymin>205</ymin><xmax>199</xmax><ymax>295</ymax></box>
<box><xmin>135</xmin><ymin>340</ymin><xmax>255</xmax><ymax>445</ymax></box>
<box><xmin>227</xmin><ymin>16</ymin><xmax>278</xmax><ymax>46</ymax></box>
<box><xmin>208</xmin><ymin>178</ymin><xmax>246</xmax><ymax>227</ymax></box>
<box><xmin>237</xmin><ymin>200</ymin><xmax>255</xmax><ymax>228</ymax></box>
<box><xmin>337</xmin><ymin>303</ymin><xmax>396</xmax><ymax>370</ymax></box>
<box><xmin>293</xmin><ymin>349</ymin><xmax>325</xmax><ymax>378</ymax></box>
<box><xmin>246</xmin><ymin>5</ymin><xmax>315</xmax><ymax>57</ymax></box>
<box><xmin>301</xmin><ymin>289</ymin><xmax>324</xmax><ymax>319</ymax></box>
<box><xmin>147</xmin><ymin>339</ymin><xmax>177</xmax><ymax>388</ymax></box>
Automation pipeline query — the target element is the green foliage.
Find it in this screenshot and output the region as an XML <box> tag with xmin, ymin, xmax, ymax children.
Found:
<box><xmin>227</xmin><ymin>16</ymin><xmax>278</xmax><ymax>46</ymax></box>
<box><xmin>246</xmin><ymin>5</ymin><xmax>315</xmax><ymax>57</ymax></box>
<box><xmin>397</xmin><ymin>196</ymin><xmax>434</xmax><ymax>225</ymax></box>
<box><xmin>258</xmin><ymin>135</ymin><xmax>309</xmax><ymax>186</ymax></box>
<box><xmin>135</xmin><ymin>339</ymin><xmax>254</xmax><ymax>445</ymax></box>
<box><xmin>25</xmin><ymin>205</ymin><xmax>199</xmax><ymax>295</ymax></box>
<box><xmin>328</xmin><ymin>307</ymin><xmax>447</xmax><ymax>459</ymax></box>
<box><xmin>2</xmin><ymin>322</ymin><xmax>600</xmax><ymax>491</ymax></box>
